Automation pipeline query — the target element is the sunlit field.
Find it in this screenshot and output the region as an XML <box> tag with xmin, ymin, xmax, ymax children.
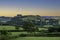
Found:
<box><xmin>14</xmin><ymin>37</ymin><xmax>60</xmax><ymax>40</ymax></box>
<box><xmin>0</xmin><ymin>26</ymin><xmax>23</xmax><ymax>30</ymax></box>
<box><xmin>0</xmin><ymin>26</ymin><xmax>15</xmax><ymax>30</ymax></box>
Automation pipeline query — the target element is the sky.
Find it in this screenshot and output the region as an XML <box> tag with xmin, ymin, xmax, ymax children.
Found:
<box><xmin>0</xmin><ymin>0</ymin><xmax>60</xmax><ymax>17</ymax></box>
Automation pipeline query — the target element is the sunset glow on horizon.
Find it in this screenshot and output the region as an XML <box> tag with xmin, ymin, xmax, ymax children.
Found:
<box><xmin>0</xmin><ymin>0</ymin><xmax>60</xmax><ymax>17</ymax></box>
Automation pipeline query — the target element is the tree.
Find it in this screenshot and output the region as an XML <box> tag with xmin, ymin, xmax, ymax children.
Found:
<box><xmin>48</xmin><ymin>25</ymin><xmax>60</xmax><ymax>32</ymax></box>
<box><xmin>15</xmin><ymin>25</ymin><xmax>20</xmax><ymax>30</ymax></box>
<box><xmin>10</xmin><ymin>14</ymin><xmax>23</xmax><ymax>30</ymax></box>
<box><xmin>22</xmin><ymin>19</ymin><xmax>39</xmax><ymax>35</ymax></box>
<box><xmin>0</xmin><ymin>28</ymin><xmax>12</xmax><ymax>40</ymax></box>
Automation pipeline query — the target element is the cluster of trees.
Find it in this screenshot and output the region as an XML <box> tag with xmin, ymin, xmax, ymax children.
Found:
<box><xmin>0</xmin><ymin>15</ymin><xmax>60</xmax><ymax>27</ymax></box>
<box><xmin>14</xmin><ymin>18</ymin><xmax>60</xmax><ymax>36</ymax></box>
<box><xmin>2</xmin><ymin>15</ymin><xmax>59</xmax><ymax>33</ymax></box>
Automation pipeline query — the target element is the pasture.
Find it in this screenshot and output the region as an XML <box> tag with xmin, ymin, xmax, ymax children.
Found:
<box><xmin>0</xmin><ymin>26</ymin><xmax>60</xmax><ymax>40</ymax></box>
<box><xmin>14</xmin><ymin>37</ymin><xmax>60</xmax><ymax>40</ymax></box>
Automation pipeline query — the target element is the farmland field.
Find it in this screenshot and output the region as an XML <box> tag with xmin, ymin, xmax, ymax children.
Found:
<box><xmin>0</xmin><ymin>26</ymin><xmax>15</xmax><ymax>30</ymax></box>
<box><xmin>0</xmin><ymin>26</ymin><xmax>47</xmax><ymax>30</ymax></box>
<box><xmin>0</xmin><ymin>25</ymin><xmax>48</xmax><ymax>35</ymax></box>
<box><xmin>0</xmin><ymin>26</ymin><xmax>23</xmax><ymax>30</ymax></box>
<box><xmin>14</xmin><ymin>37</ymin><xmax>60</xmax><ymax>40</ymax></box>
<box><xmin>0</xmin><ymin>26</ymin><xmax>60</xmax><ymax>40</ymax></box>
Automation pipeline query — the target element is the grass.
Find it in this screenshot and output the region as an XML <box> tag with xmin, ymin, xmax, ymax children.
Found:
<box><xmin>0</xmin><ymin>26</ymin><xmax>60</xmax><ymax>40</ymax></box>
<box><xmin>39</xmin><ymin>28</ymin><xmax>48</xmax><ymax>31</ymax></box>
<box><xmin>14</xmin><ymin>37</ymin><xmax>60</xmax><ymax>40</ymax></box>
<box><xmin>0</xmin><ymin>26</ymin><xmax>23</xmax><ymax>30</ymax></box>
<box><xmin>0</xmin><ymin>26</ymin><xmax>47</xmax><ymax>30</ymax></box>
<box><xmin>11</xmin><ymin>32</ymin><xmax>27</xmax><ymax>36</ymax></box>
<box><xmin>0</xmin><ymin>26</ymin><xmax>15</xmax><ymax>30</ymax></box>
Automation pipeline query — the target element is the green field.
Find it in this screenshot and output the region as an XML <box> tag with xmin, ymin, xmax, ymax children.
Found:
<box><xmin>0</xmin><ymin>26</ymin><xmax>47</xmax><ymax>30</ymax></box>
<box><xmin>14</xmin><ymin>37</ymin><xmax>60</xmax><ymax>40</ymax></box>
<box><xmin>0</xmin><ymin>26</ymin><xmax>60</xmax><ymax>40</ymax></box>
<box><xmin>0</xmin><ymin>26</ymin><xmax>15</xmax><ymax>30</ymax></box>
<box><xmin>0</xmin><ymin>26</ymin><xmax>23</xmax><ymax>30</ymax></box>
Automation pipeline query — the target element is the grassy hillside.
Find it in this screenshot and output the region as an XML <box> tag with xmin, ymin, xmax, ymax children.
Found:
<box><xmin>14</xmin><ymin>37</ymin><xmax>60</xmax><ymax>40</ymax></box>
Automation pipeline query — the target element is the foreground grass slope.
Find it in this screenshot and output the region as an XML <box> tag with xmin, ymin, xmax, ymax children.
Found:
<box><xmin>15</xmin><ymin>37</ymin><xmax>60</xmax><ymax>40</ymax></box>
<box><xmin>0</xmin><ymin>26</ymin><xmax>60</xmax><ymax>40</ymax></box>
